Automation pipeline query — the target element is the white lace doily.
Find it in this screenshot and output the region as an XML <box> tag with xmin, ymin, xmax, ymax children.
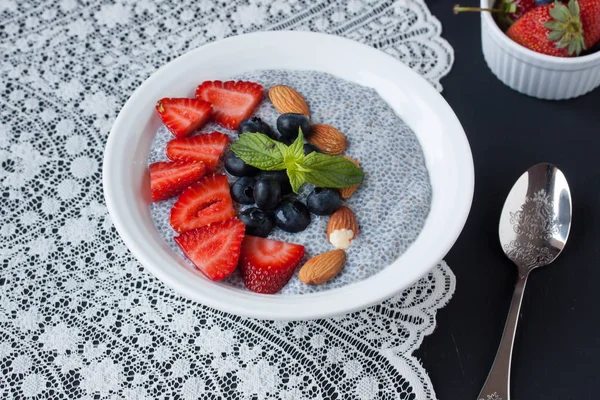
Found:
<box><xmin>0</xmin><ymin>0</ymin><xmax>456</xmax><ymax>398</ymax></box>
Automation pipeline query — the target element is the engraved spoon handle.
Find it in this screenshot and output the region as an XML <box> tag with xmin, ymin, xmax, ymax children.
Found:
<box><xmin>477</xmin><ymin>274</ymin><xmax>528</xmax><ymax>400</ymax></box>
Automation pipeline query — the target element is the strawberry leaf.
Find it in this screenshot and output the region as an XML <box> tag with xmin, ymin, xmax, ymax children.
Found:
<box><xmin>568</xmin><ymin>0</ymin><xmax>580</xmax><ymax>17</ymax></box>
<box><xmin>550</xmin><ymin>2</ymin><xmax>571</xmax><ymax>22</ymax></box>
<box><xmin>547</xmin><ymin>30</ymin><xmax>565</xmax><ymax>41</ymax></box>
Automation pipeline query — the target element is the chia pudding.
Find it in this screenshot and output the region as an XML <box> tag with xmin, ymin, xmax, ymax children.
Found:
<box><xmin>149</xmin><ymin>70</ymin><xmax>432</xmax><ymax>295</ymax></box>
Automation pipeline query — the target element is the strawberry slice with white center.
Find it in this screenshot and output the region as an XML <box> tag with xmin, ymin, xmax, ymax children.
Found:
<box><xmin>170</xmin><ymin>174</ymin><xmax>235</xmax><ymax>233</ymax></box>
<box><xmin>149</xmin><ymin>160</ymin><xmax>206</xmax><ymax>202</ymax></box>
<box><xmin>195</xmin><ymin>80</ymin><xmax>263</xmax><ymax>130</ymax></box>
<box><xmin>175</xmin><ymin>218</ymin><xmax>245</xmax><ymax>281</ymax></box>
<box><xmin>166</xmin><ymin>131</ymin><xmax>230</xmax><ymax>172</ymax></box>
<box><xmin>239</xmin><ymin>236</ymin><xmax>305</xmax><ymax>294</ymax></box>
<box><xmin>156</xmin><ymin>98</ymin><xmax>212</xmax><ymax>139</ymax></box>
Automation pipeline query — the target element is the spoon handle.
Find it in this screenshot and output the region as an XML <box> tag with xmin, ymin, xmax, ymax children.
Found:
<box><xmin>476</xmin><ymin>274</ymin><xmax>528</xmax><ymax>400</ymax></box>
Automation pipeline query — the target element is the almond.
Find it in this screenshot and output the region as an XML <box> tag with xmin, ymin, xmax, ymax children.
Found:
<box><xmin>339</xmin><ymin>156</ymin><xmax>360</xmax><ymax>199</ymax></box>
<box><xmin>268</xmin><ymin>85</ymin><xmax>310</xmax><ymax>117</ymax></box>
<box><xmin>307</xmin><ymin>124</ymin><xmax>347</xmax><ymax>155</ymax></box>
<box><xmin>298</xmin><ymin>249</ymin><xmax>346</xmax><ymax>285</ymax></box>
<box><xmin>327</xmin><ymin>206</ymin><xmax>359</xmax><ymax>250</ymax></box>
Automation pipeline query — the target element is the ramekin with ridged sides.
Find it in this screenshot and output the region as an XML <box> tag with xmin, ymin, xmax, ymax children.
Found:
<box><xmin>481</xmin><ymin>0</ymin><xmax>600</xmax><ymax>100</ymax></box>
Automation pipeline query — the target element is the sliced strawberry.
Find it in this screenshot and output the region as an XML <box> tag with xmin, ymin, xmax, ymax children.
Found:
<box><xmin>149</xmin><ymin>161</ymin><xmax>206</xmax><ymax>202</ymax></box>
<box><xmin>166</xmin><ymin>131</ymin><xmax>230</xmax><ymax>172</ymax></box>
<box><xmin>170</xmin><ymin>174</ymin><xmax>235</xmax><ymax>233</ymax></box>
<box><xmin>239</xmin><ymin>236</ymin><xmax>305</xmax><ymax>294</ymax></box>
<box><xmin>175</xmin><ymin>218</ymin><xmax>245</xmax><ymax>280</ymax></box>
<box><xmin>156</xmin><ymin>98</ymin><xmax>212</xmax><ymax>138</ymax></box>
<box><xmin>195</xmin><ymin>80</ymin><xmax>263</xmax><ymax>130</ymax></box>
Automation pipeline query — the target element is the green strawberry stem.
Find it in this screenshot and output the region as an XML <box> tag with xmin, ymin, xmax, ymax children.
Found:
<box><xmin>453</xmin><ymin>5</ymin><xmax>505</xmax><ymax>14</ymax></box>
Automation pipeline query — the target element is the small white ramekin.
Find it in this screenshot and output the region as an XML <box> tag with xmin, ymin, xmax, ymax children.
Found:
<box><xmin>481</xmin><ymin>0</ymin><xmax>600</xmax><ymax>100</ymax></box>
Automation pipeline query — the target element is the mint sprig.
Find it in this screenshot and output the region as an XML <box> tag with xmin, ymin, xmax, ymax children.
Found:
<box><xmin>231</xmin><ymin>129</ymin><xmax>364</xmax><ymax>193</ymax></box>
<box><xmin>229</xmin><ymin>133</ymin><xmax>287</xmax><ymax>171</ymax></box>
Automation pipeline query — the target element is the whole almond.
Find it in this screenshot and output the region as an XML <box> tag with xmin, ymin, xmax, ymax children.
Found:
<box><xmin>307</xmin><ymin>124</ymin><xmax>347</xmax><ymax>155</ymax></box>
<box><xmin>339</xmin><ymin>156</ymin><xmax>361</xmax><ymax>199</ymax></box>
<box><xmin>268</xmin><ymin>85</ymin><xmax>310</xmax><ymax>117</ymax></box>
<box><xmin>298</xmin><ymin>249</ymin><xmax>346</xmax><ymax>285</ymax></box>
<box><xmin>327</xmin><ymin>206</ymin><xmax>359</xmax><ymax>250</ymax></box>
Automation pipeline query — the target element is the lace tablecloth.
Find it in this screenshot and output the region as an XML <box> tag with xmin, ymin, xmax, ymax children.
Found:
<box><xmin>0</xmin><ymin>0</ymin><xmax>456</xmax><ymax>398</ymax></box>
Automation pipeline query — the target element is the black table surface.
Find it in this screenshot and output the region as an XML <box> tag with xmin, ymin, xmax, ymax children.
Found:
<box><xmin>416</xmin><ymin>2</ymin><xmax>600</xmax><ymax>399</ymax></box>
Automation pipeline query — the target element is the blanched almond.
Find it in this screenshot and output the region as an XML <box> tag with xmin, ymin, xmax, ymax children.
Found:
<box><xmin>327</xmin><ymin>206</ymin><xmax>359</xmax><ymax>249</ymax></box>
<box><xmin>298</xmin><ymin>249</ymin><xmax>346</xmax><ymax>285</ymax></box>
<box><xmin>268</xmin><ymin>85</ymin><xmax>310</xmax><ymax>117</ymax></box>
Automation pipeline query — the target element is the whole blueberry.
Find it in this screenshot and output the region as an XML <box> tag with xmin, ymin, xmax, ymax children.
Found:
<box><xmin>306</xmin><ymin>188</ymin><xmax>342</xmax><ymax>216</ymax></box>
<box><xmin>260</xmin><ymin>170</ymin><xmax>292</xmax><ymax>195</ymax></box>
<box><xmin>274</xmin><ymin>199</ymin><xmax>311</xmax><ymax>233</ymax></box>
<box><xmin>303</xmin><ymin>143</ymin><xmax>320</xmax><ymax>155</ymax></box>
<box><xmin>239</xmin><ymin>207</ymin><xmax>274</xmax><ymax>237</ymax></box>
<box><xmin>254</xmin><ymin>178</ymin><xmax>282</xmax><ymax>210</ymax></box>
<box><xmin>237</xmin><ymin>117</ymin><xmax>275</xmax><ymax>139</ymax></box>
<box><xmin>276</xmin><ymin>113</ymin><xmax>311</xmax><ymax>144</ymax></box>
<box><xmin>230</xmin><ymin>177</ymin><xmax>256</xmax><ymax>205</ymax></box>
<box><xmin>224</xmin><ymin>151</ymin><xmax>259</xmax><ymax>177</ymax></box>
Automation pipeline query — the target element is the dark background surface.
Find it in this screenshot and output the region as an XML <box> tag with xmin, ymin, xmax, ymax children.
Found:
<box><xmin>416</xmin><ymin>2</ymin><xmax>600</xmax><ymax>399</ymax></box>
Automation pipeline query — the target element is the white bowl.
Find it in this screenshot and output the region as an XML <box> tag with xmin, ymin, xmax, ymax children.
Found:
<box><xmin>103</xmin><ymin>31</ymin><xmax>474</xmax><ymax>320</ymax></box>
<box><xmin>481</xmin><ymin>0</ymin><xmax>600</xmax><ymax>100</ymax></box>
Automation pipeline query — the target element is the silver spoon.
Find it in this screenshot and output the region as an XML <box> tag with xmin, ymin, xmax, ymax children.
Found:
<box><xmin>477</xmin><ymin>163</ymin><xmax>572</xmax><ymax>400</ymax></box>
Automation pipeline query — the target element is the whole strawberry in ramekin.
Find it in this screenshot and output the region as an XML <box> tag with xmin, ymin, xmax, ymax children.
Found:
<box><xmin>507</xmin><ymin>0</ymin><xmax>600</xmax><ymax>56</ymax></box>
<box><xmin>478</xmin><ymin>0</ymin><xmax>600</xmax><ymax>99</ymax></box>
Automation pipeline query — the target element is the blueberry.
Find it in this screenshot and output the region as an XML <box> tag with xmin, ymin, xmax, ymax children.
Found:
<box><xmin>224</xmin><ymin>151</ymin><xmax>259</xmax><ymax>177</ymax></box>
<box><xmin>306</xmin><ymin>188</ymin><xmax>342</xmax><ymax>216</ymax></box>
<box><xmin>274</xmin><ymin>199</ymin><xmax>311</xmax><ymax>233</ymax></box>
<box><xmin>254</xmin><ymin>178</ymin><xmax>282</xmax><ymax>210</ymax></box>
<box><xmin>260</xmin><ymin>170</ymin><xmax>292</xmax><ymax>195</ymax></box>
<box><xmin>230</xmin><ymin>177</ymin><xmax>256</xmax><ymax>205</ymax></box>
<box><xmin>237</xmin><ymin>117</ymin><xmax>275</xmax><ymax>139</ymax></box>
<box><xmin>303</xmin><ymin>143</ymin><xmax>320</xmax><ymax>155</ymax></box>
<box><xmin>276</xmin><ymin>113</ymin><xmax>311</xmax><ymax>144</ymax></box>
<box><xmin>239</xmin><ymin>207</ymin><xmax>274</xmax><ymax>237</ymax></box>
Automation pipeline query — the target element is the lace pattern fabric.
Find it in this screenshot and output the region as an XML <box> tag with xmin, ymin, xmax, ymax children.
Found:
<box><xmin>0</xmin><ymin>0</ymin><xmax>455</xmax><ymax>398</ymax></box>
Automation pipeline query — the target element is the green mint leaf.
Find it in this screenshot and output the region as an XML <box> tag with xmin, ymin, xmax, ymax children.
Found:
<box><xmin>230</xmin><ymin>133</ymin><xmax>287</xmax><ymax>171</ymax></box>
<box><xmin>302</xmin><ymin>152</ymin><xmax>364</xmax><ymax>188</ymax></box>
<box><xmin>286</xmin><ymin>168</ymin><xmax>306</xmax><ymax>193</ymax></box>
<box><xmin>284</xmin><ymin>129</ymin><xmax>305</xmax><ymax>170</ymax></box>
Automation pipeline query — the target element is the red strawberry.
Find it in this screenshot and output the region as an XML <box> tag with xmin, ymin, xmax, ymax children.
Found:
<box><xmin>195</xmin><ymin>81</ymin><xmax>263</xmax><ymax>130</ymax></box>
<box><xmin>579</xmin><ymin>0</ymin><xmax>600</xmax><ymax>48</ymax></box>
<box><xmin>175</xmin><ymin>218</ymin><xmax>245</xmax><ymax>280</ymax></box>
<box><xmin>166</xmin><ymin>131</ymin><xmax>229</xmax><ymax>172</ymax></box>
<box><xmin>170</xmin><ymin>174</ymin><xmax>235</xmax><ymax>233</ymax></box>
<box><xmin>156</xmin><ymin>98</ymin><xmax>212</xmax><ymax>138</ymax></box>
<box><xmin>239</xmin><ymin>236</ymin><xmax>305</xmax><ymax>294</ymax></box>
<box><xmin>149</xmin><ymin>161</ymin><xmax>206</xmax><ymax>202</ymax></box>
<box><xmin>507</xmin><ymin>0</ymin><xmax>599</xmax><ymax>57</ymax></box>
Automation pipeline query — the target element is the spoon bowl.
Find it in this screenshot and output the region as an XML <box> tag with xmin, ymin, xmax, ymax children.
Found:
<box><xmin>478</xmin><ymin>163</ymin><xmax>572</xmax><ymax>400</ymax></box>
<box><xmin>499</xmin><ymin>163</ymin><xmax>572</xmax><ymax>275</ymax></box>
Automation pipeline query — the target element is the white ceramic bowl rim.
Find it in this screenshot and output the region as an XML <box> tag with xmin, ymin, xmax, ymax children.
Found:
<box><xmin>103</xmin><ymin>31</ymin><xmax>474</xmax><ymax>320</ymax></box>
<box><xmin>481</xmin><ymin>0</ymin><xmax>600</xmax><ymax>68</ymax></box>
